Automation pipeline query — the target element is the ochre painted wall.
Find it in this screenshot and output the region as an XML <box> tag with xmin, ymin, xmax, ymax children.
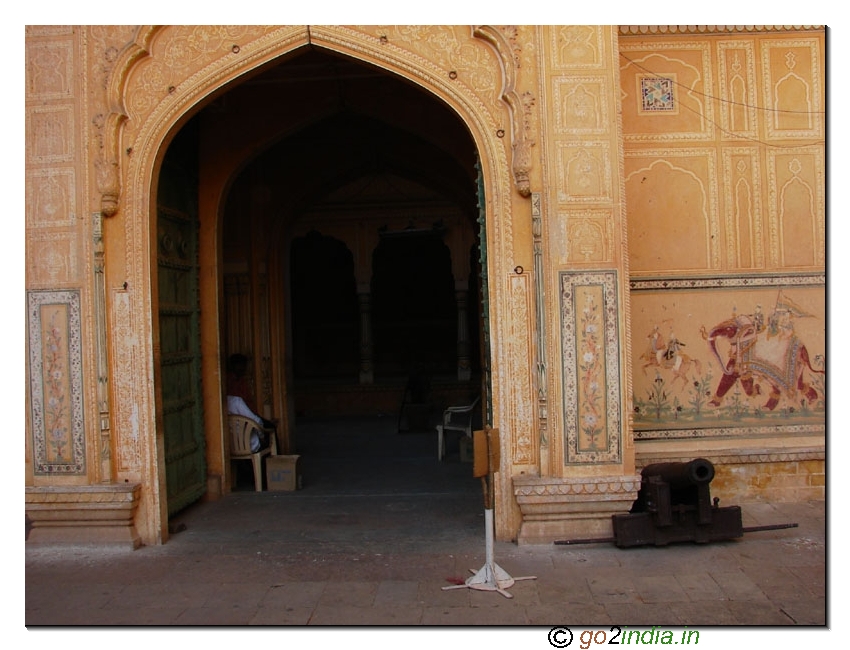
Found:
<box><xmin>618</xmin><ymin>28</ymin><xmax>825</xmax><ymax>500</ymax></box>
<box><xmin>24</xmin><ymin>26</ymin><xmax>825</xmax><ymax>548</ymax></box>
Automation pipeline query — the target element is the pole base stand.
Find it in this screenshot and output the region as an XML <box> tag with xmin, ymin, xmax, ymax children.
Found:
<box><xmin>442</xmin><ymin>561</ymin><xmax>536</xmax><ymax>599</ymax></box>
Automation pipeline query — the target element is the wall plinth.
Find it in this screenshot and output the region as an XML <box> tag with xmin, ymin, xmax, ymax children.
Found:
<box><xmin>636</xmin><ymin>445</ymin><xmax>825</xmax><ymax>504</ymax></box>
<box><xmin>513</xmin><ymin>474</ymin><xmax>641</xmax><ymax>545</ymax></box>
<box><xmin>25</xmin><ymin>484</ymin><xmax>142</xmax><ymax>549</ymax></box>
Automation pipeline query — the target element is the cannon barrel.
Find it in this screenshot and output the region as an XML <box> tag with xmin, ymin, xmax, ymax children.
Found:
<box><xmin>614</xmin><ymin>457</ymin><xmax>743</xmax><ymax>547</ymax></box>
<box><xmin>640</xmin><ymin>458</ymin><xmax>715</xmax><ymax>489</ymax></box>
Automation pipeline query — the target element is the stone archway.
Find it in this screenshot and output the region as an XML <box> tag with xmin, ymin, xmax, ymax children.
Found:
<box><xmin>103</xmin><ymin>26</ymin><xmax>530</xmax><ymax>545</ymax></box>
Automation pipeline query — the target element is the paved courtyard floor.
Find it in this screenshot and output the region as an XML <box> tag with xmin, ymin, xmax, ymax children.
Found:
<box><xmin>22</xmin><ymin>416</ymin><xmax>833</xmax><ymax>644</ymax></box>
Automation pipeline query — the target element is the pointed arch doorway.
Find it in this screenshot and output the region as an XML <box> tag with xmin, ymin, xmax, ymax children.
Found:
<box><xmin>115</xmin><ymin>26</ymin><xmax>521</xmax><ymax>545</ymax></box>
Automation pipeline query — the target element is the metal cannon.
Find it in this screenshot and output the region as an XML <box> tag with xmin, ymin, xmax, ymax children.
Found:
<box><xmin>611</xmin><ymin>458</ymin><xmax>743</xmax><ymax>548</ymax></box>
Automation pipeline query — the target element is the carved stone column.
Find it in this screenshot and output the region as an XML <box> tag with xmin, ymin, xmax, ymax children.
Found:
<box><xmin>455</xmin><ymin>286</ymin><xmax>471</xmax><ymax>381</ymax></box>
<box><xmin>509</xmin><ymin>26</ymin><xmax>641</xmax><ymax>544</ymax></box>
<box><xmin>93</xmin><ymin>212</ymin><xmax>113</xmax><ymax>483</ymax></box>
<box><xmin>358</xmin><ymin>290</ymin><xmax>374</xmax><ymax>384</ymax></box>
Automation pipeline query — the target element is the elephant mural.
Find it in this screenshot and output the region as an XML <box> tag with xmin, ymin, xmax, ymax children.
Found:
<box><xmin>700</xmin><ymin>295</ymin><xmax>824</xmax><ymax>411</ymax></box>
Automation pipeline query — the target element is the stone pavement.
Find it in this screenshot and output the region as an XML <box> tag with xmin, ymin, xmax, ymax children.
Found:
<box><xmin>24</xmin><ymin>417</ymin><xmax>828</xmax><ymax>629</ymax></box>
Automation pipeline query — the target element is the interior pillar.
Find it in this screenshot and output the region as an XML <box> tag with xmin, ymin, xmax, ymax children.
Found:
<box><xmin>357</xmin><ymin>286</ymin><xmax>374</xmax><ymax>384</ymax></box>
<box><xmin>455</xmin><ymin>283</ymin><xmax>471</xmax><ymax>381</ymax></box>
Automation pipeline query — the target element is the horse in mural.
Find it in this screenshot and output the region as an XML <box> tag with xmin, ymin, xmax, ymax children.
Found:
<box><xmin>639</xmin><ymin>325</ymin><xmax>702</xmax><ymax>388</ymax></box>
<box><xmin>700</xmin><ymin>297</ymin><xmax>824</xmax><ymax>411</ymax></box>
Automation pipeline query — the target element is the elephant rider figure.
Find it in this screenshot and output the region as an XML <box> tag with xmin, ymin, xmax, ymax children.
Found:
<box><xmin>702</xmin><ymin>300</ymin><xmax>823</xmax><ymax>411</ymax></box>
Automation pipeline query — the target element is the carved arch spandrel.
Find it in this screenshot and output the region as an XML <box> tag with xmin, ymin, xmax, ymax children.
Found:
<box><xmin>98</xmin><ymin>26</ymin><xmax>158</xmax><ymax>217</ymax></box>
<box><xmin>474</xmin><ymin>25</ymin><xmax>537</xmax><ymax>197</ymax></box>
<box><xmin>108</xmin><ymin>24</ymin><xmax>518</xmax><ymax>304</ymax></box>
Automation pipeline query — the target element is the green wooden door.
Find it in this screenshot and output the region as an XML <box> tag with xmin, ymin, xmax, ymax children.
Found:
<box><xmin>157</xmin><ymin>118</ymin><xmax>205</xmax><ymax>516</ymax></box>
<box><xmin>475</xmin><ymin>157</ymin><xmax>492</xmax><ymax>425</ymax></box>
<box><xmin>158</xmin><ymin>207</ymin><xmax>206</xmax><ymax>515</ymax></box>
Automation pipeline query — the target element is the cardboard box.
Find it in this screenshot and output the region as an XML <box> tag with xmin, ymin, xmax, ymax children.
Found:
<box><xmin>266</xmin><ymin>455</ymin><xmax>300</xmax><ymax>491</ymax></box>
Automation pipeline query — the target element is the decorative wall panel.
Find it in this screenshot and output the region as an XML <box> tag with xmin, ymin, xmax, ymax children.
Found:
<box><xmin>26</xmin><ymin>39</ymin><xmax>74</xmax><ymax>100</ymax></box>
<box><xmin>550</xmin><ymin>26</ymin><xmax>604</xmax><ymax>69</ymax></box>
<box><xmin>26</xmin><ymin>105</ymin><xmax>75</xmax><ymax>165</ymax></box>
<box><xmin>630</xmin><ymin>275</ymin><xmax>825</xmax><ymax>440</ymax></box>
<box><xmin>556</xmin><ymin>142</ymin><xmax>612</xmax><ymax>203</ymax></box>
<box><xmin>766</xmin><ymin>149</ymin><xmax>825</xmax><ymax>268</ymax></box>
<box><xmin>760</xmin><ymin>39</ymin><xmax>823</xmax><ymax>141</ymax></box>
<box><xmin>560</xmin><ymin>270</ymin><xmax>622</xmax><ymax>464</ymax></box>
<box><xmin>110</xmin><ymin>290</ymin><xmax>142</xmax><ymax>473</ymax></box>
<box><xmin>625</xmin><ymin>150</ymin><xmax>720</xmax><ymax>272</ymax></box>
<box><xmin>26</xmin><ymin>169</ymin><xmax>77</xmax><ymax>227</ymax></box>
<box><xmin>620</xmin><ymin>43</ymin><xmax>714</xmax><ymax>142</ymax></box>
<box><xmin>717</xmin><ymin>40</ymin><xmax>758</xmax><ymax>139</ymax></box>
<box><xmin>508</xmin><ymin>273</ymin><xmax>534</xmax><ymax>465</ymax></box>
<box><xmin>721</xmin><ymin>147</ymin><xmax>764</xmax><ymax>269</ymax></box>
<box><xmin>564</xmin><ymin>209</ymin><xmax>612</xmax><ymax>265</ymax></box>
<box><xmin>26</xmin><ymin>232</ymin><xmax>79</xmax><ymax>286</ymax></box>
<box><xmin>552</xmin><ymin>77</ymin><xmax>608</xmax><ymax>134</ymax></box>
<box><xmin>27</xmin><ymin>290</ymin><xmax>86</xmax><ymax>475</ymax></box>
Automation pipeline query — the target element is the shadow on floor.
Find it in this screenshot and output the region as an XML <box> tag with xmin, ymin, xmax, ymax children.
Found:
<box><xmin>175</xmin><ymin>415</ymin><xmax>485</xmax><ymax>555</ymax></box>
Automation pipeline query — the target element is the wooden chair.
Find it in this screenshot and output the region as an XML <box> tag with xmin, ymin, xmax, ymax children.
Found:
<box><xmin>228</xmin><ymin>415</ymin><xmax>277</xmax><ymax>491</ymax></box>
<box><xmin>436</xmin><ymin>395</ymin><xmax>481</xmax><ymax>460</ymax></box>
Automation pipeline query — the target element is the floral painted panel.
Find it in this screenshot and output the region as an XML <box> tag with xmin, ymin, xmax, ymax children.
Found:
<box><xmin>630</xmin><ymin>276</ymin><xmax>825</xmax><ymax>439</ymax></box>
<box><xmin>561</xmin><ymin>270</ymin><xmax>622</xmax><ymax>464</ymax></box>
<box><xmin>27</xmin><ymin>290</ymin><xmax>86</xmax><ymax>474</ymax></box>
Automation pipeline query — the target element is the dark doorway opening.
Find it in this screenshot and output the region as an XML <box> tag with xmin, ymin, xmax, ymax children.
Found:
<box><xmin>290</xmin><ymin>232</ymin><xmax>360</xmax><ymax>381</ymax></box>
<box><xmin>371</xmin><ymin>231</ymin><xmax>456</xmax><ymax>379</ymax></box>
<box><xmin>210</xmin><ymin>46</ymin><xmax>485</xmax><ymax>490</ymax></box>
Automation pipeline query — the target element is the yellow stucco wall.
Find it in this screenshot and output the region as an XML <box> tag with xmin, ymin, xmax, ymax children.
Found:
<box><xmin>618</xmin><ymin>28</ymin><xmax>825</xmax><ymax>504</ymax></box>
<box><xmin>24</xmin><ymin>26</ymin><xmax>825</xmax><ymax>547</ymax></box>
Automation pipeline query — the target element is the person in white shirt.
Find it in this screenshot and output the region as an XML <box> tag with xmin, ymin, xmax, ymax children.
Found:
<box><xmin>226</xmin><ymin>395</ymin><xmax>268</xmax><ymax>453</ymax></box>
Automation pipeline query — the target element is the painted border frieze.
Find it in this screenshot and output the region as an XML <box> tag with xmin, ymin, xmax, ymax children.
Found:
<box><xmin>630</xmin><ymin>274</ymin><xmax>825</xmax><ymax>440</ymax></box>
<box><xmin>560</xmin><ymin>270</ymin><xmax>622</xmax><ymax>464</ymax></box>
<box><xmin>27</xmin><ymin>290</ymin><xmax>86</xmax><ymax>475</ymax></box>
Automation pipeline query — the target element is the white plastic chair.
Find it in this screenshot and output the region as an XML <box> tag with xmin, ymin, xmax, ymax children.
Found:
<box><xmin>228</xmin><ymin>415</ymin><xmax>277</xmax><ymax>491</ymax></box>
<box><xmin>436</xmin><ymin>396</ymin><xmax>481</xmax><ymax>460</ymax></box>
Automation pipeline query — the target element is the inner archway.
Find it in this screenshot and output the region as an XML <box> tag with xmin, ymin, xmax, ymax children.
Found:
<box><xmin>214</xmin><ymin>46</ymin><xmax>484</xmax><ymax>490</ymax></box>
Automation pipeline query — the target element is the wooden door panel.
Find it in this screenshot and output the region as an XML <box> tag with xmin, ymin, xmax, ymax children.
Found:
<box><xmin>158</xmin><ymin>208</ymin><xmax>206</xmax><ymax>515</ymax></box>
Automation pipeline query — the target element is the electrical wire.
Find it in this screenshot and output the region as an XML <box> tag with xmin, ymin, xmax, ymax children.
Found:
<box><xmin>620</xmin><ymin>51</ymin><xmax>825</xmax><ymax>115</ymax></box>
<box><xmin>619</xmin><ymin>52</ymin><xmax>826</xmax><ymax>148</ymax></box>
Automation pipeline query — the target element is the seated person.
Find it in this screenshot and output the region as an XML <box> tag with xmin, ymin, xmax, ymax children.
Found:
<box><xmin>226</xmin><ymin>353</ymin><xmax>277</xmax><ymax>427</ymax></box>
<box><xmin>226</xmin><ymin>354</ymin><xmax>275</xmax><ymax>453</ymax></box>
<box><xmin>226</xmin><ymin>394</ymin><xmax>269</xmax><ymax>453</ymax></box>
